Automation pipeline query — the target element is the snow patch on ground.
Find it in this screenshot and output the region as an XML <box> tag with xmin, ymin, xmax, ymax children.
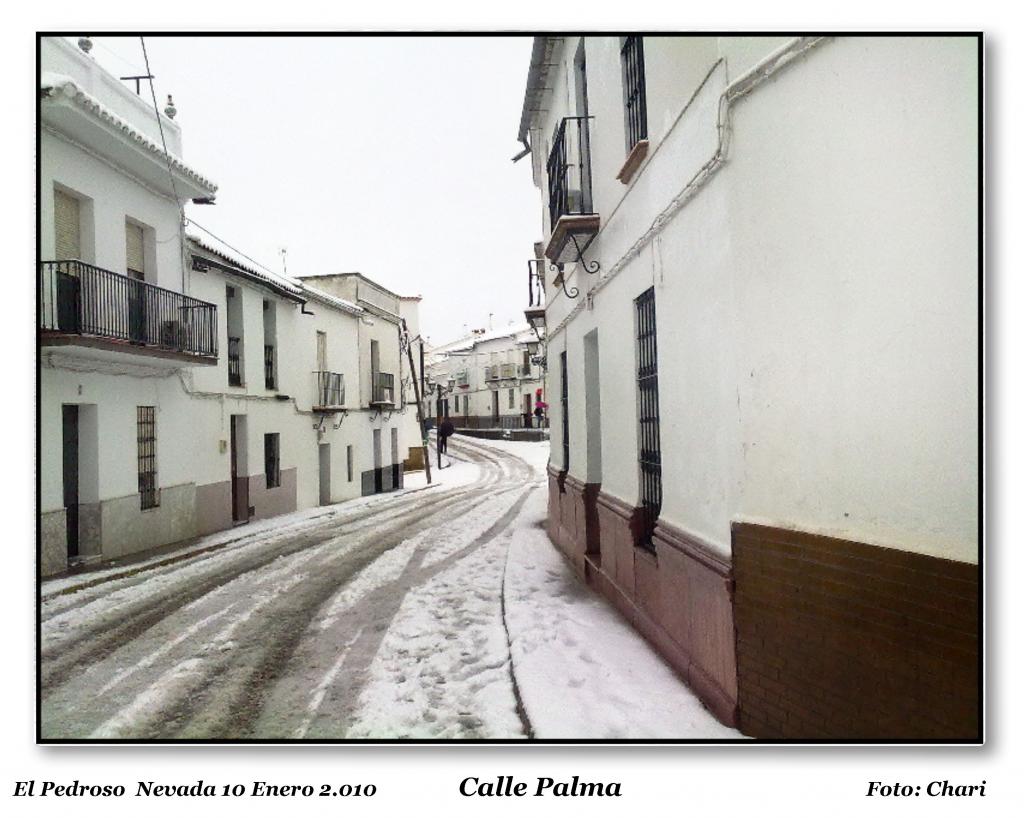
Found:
<box><xmin>403</xmin><ymin>443</ymin><xmax>481</xmax><ymax>492</ymax></box>
<box><xmin>459</xmin><ymin>437</ymin><xmax>551</xmax><ymax>478</ymax></box>
<box><xmin>503</xmin><ymin>488</ymin><xmax>743</xmax><ymax>740</ymax></box>
<box><xmin>345</xmin><ymin>501</ymin><xmax>528</xmax><ymax>739</ymax></box>
<box><xmin>316</xmin><ymin>536</ymin><xmax>422</xmax><ymax>632</ymax></box>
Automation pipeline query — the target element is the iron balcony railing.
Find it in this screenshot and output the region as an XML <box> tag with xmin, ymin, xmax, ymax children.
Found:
<box><xmin>227</xmin><ymin>337</ymin><xmax>242</xmax><ymax>386</ymax></box>
<box><xmin>527</xmin><ymin>258</ymin><xmax>546</xmax><ymax>308</ymax></box>
<box><xmin>39</xmin><ymin>260</ymin><xmax>217</xmax><ymax>358</ymax></box>
<box><xmin>315</xmin><ymin>371</ymin><xmax>345</xmax><ymax>408</ymax></box>
<box><xmin>456</xmin><ymin>371</ymin><xmax>469</xmax><ymax>387</ymax></box>
<box><xmin>264</xmin><ymin>344</ymin><xmax>276</xmax><ymax>390</ymax></box>
<box><xmin>484</xmin><ymin>366</ymin><xmax>499</xmax><ymax>382</ymax></box>
<box><xmin>371</xmin><ymin>371</ymin><xmax>395</xmax><ymax>404</ymax></box>
<box><xmin>459</xmin><ymin>414</ymin><xmax>550</xmax><ymax>430</ymax></box>
<box><xmin>546</xmin><ymin>116</ymin><xmax>595</xmax><ymax>231</ymax></box>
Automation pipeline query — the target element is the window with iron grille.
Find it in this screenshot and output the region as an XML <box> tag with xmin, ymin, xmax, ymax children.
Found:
<box><xmin>620</xmin><ymin>36</ymin><xmax>648</xmax><ymax>153</ymax></box>
<box><xmin>137</xmin><ymin>406</ymin><xmax>159</xmax><ymax>509</ymax></box>
<box><xmin>227</xmin><ymin>336</ymin><xmax>242</xmax><ymax>386</ymax></box>
<box><xmin>264</xmin><ymin>433</ymin><xmax>280</xmax><ymax>489</ymax></box>
<box><xmin>635</xmin><ymin>287</ymin><xmax>661</xmax><ymax>548</ymax></box>
<box><xmin>508</xmin><ymin>388</ymin><xmax>515</xmax><ymax>409</ymax></box>
<box><xmin>560</xmin><ymin>350</ymin><xmax>569</xmax><ymax>471</ymax></box>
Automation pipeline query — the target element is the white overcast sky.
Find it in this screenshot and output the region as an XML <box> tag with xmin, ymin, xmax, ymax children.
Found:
<box><xmin>76</xmin><ymin>35</ymin><xmax>541</xmax><ymax>345</ymax></box>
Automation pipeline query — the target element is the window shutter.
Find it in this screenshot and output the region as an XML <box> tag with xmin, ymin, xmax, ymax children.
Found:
<box><xmin>54</xmin><ymin>190</ymin><xmax>81</xmax><ymax>260</ymax></box>
<box><xmin>126</xmin><ymin>222</ymin><xmax>145</xmax><ymax>278</ymax></box>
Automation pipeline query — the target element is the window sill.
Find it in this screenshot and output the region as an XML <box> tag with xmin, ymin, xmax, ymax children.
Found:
<box><xmin>616</xmin><ymin>139</ymin><xmax>650</xmax><ymax>185</ymax></box>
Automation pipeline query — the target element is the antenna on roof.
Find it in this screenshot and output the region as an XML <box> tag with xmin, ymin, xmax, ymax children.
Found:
<box><xmin>279</xmin><ymin>248</ymin><xmax>288</xmax><ymax>276</ymax></box>
<box><xmin>120</xmin><ymin>74</ymin><xmax>155</xmax><ymax>95</ymax></box>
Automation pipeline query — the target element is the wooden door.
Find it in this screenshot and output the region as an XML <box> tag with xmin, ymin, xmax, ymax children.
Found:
<box><xmin>62</xmin><ymin>405</ymin><xmax>79</xmax><ymax>559</ymax></box>
<box><xmin>230</xmin><ymin>416</ymin><xmax>249</xmax><ymax>523</ymax></box>
<box><xmin>318</xmin><ymin>443</ymin><xmax>331</xmax><ymax>505</ymax></box>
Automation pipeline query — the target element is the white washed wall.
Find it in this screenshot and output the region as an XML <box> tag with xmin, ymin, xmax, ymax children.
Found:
<box><xmin>41</xmin><ymin>133</ymin><xmax>184</xmax><ymax>291</ymax></box>
<box><xmin>532</xmin><ymin>35</ymin><xmax>978</xmax><ymax>563</ymax></box>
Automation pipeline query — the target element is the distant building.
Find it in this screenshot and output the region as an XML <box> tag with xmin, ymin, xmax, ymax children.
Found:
<box><xmin>517</xmin><ymin>35</ymin><xmax>979</xmax><ymax>739</ymax></box>
<box><xmin>424</xmin><ymin>324</ymin><xmax>545</xmax><ymax>431</ymax></box>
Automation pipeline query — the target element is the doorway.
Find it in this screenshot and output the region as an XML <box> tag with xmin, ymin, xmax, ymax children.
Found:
<box><xmin>390</xmin><ymin>428</ymin><xmax>400</xmax><ymax>490</ymax></box>
<box><xmin>319</xmin><ymin>443</ymin><xmax>331</xmax><ymax>505</ymax></box>
<box><xmin>62</xmin><ymin>405</ymin><xmax>79</xmax><ymax>559</ymax></box>
<box><xmin>230</xmin><ymin>415</ymin><xmax>250</xmax><ymax>524</ymax></box>
<box><xmin>373</xmin><ymin>429</ymin><xmax>383</xmax><ymax>494</ymax></box>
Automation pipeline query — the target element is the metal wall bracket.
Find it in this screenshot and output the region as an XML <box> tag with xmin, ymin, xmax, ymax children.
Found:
<box><xmin>569</xmin><ymin>233</ymin><xmax>600</xmax><ymax>274</ymax></box>
<box><xmin>550</xmin><ymin>263</ymin><xmax>579</xmax><ymax>299</ymax></box>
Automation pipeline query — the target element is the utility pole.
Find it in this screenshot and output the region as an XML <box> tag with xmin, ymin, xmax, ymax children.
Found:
<box><xmin>419</xmin><ymin>342</ymin><xmax>425</xmax><ymax>408</ymax></box>
<box><xmin>402</xmin><ymin>318</ymin><xmax>432</xmax><ymax>485</ymax></box>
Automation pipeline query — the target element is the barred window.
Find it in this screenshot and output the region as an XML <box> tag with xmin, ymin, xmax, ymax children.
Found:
<box><xmin>264</xmin><ymin>433</ymin><xmax>281</xmax><ymax>489</ymax></box>
<box><xmin>137</xmin><ymin>406</ymin><xmax>159</xmax><ymax>510</ymax></box>
<box><xmin>620</xmin><ymin>36</ymin><xmax>648</xmax><ymax>152</ymax></box>
<box><xmin>635</xmin><ymin>287</ymin><xmax>661</xmax><ymax>548</ymax></box>
<box><xmin>508</xmin><ymin>388</ymin><xmax>515</xmax><ymax>409</ymax></box>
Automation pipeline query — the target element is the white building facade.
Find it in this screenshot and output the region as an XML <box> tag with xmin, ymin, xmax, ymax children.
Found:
<box><xmin>519</xmin><ymin>35</ymin><xmax>979</xmax><ymax>739</ymax></box>
<box><xmin>39</xmin><ymin>37</ymin><xmax>423</xmax><ymax>577</ymax></box>
<box><xmin>424</xmin><ymin>325</ymin><xmax>545</xmax><ymax>432</ymax></box>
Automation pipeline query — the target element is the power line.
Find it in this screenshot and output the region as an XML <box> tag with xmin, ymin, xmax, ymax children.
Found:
<box><xmin>139</xmin><ymin>36</ymin><xmax>188</xmax><ymax>291</ymax></box>
<box><xmin>185</xmin><ymin>218</ymin><xmax>288</xmax><ymax>281</ymax></box>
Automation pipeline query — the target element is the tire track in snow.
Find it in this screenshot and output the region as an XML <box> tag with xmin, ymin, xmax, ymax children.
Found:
<box><xmin>40</xmin><ymin>463</ymin><xmax>506</xmax><ymax>695</ymax></box>
<box><xmin>40</xmin><ymin>438</ymin><xmax>536</xmax><ymax>739</ymax></box>
<box><xmin>296</xmin><ymin>486</ymin><xmax>536</xmax><ymax>740</ymax></box>
<box><xmin>172</xmin><ymin>483</ymin><xmax>530</xmax><ymax>739</ymax></box>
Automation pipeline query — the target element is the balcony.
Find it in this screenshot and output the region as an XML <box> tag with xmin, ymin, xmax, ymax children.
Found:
<box><xmin>456</xmin><ymin>371</ymin><xmax>469</xmax><ymax>388</ymax></box>
<box><xmin>525</xmin><ymin>257</ymin><xmax>546</xmax><ymax>330</ymax></box>
<box><xmin>314</xmin><ymin>371</ymin><xmax>345</xmax><ymax>411</ymax></box>
<box><xmin>500</xmin><ymin>363</ymin><xmax>516</xmax><ymax>379</ymax></box>
<box><xmin>484</xmin><ymin>366</ymin><xmax>499</xmax><ymax>382</ymax></box>
<box><xmin>544</xmin><ymin>116</ymin><xmax>600</xmax><ymax>265</ymax></box>
<box><xmin>371</xmin><ymin>371</ymin><xmax>395</xmax><ymax>406</ymax></box>
<box><xmin>39</xmin><ymin>260</ymin><xmax>217</xmax><ymax>365</ymax></box>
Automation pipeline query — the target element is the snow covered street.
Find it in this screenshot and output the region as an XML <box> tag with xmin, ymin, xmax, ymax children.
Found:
<box><xmin>40</xmin><ymin>436</ymin><xmax>739</xmax><ymax>740</ymax></box>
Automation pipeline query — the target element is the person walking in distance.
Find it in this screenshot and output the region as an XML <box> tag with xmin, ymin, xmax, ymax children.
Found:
<box><xmin>438</xmin><ymin>416</ymin><xmax>455</xmax><ymax>458</ymax></box>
